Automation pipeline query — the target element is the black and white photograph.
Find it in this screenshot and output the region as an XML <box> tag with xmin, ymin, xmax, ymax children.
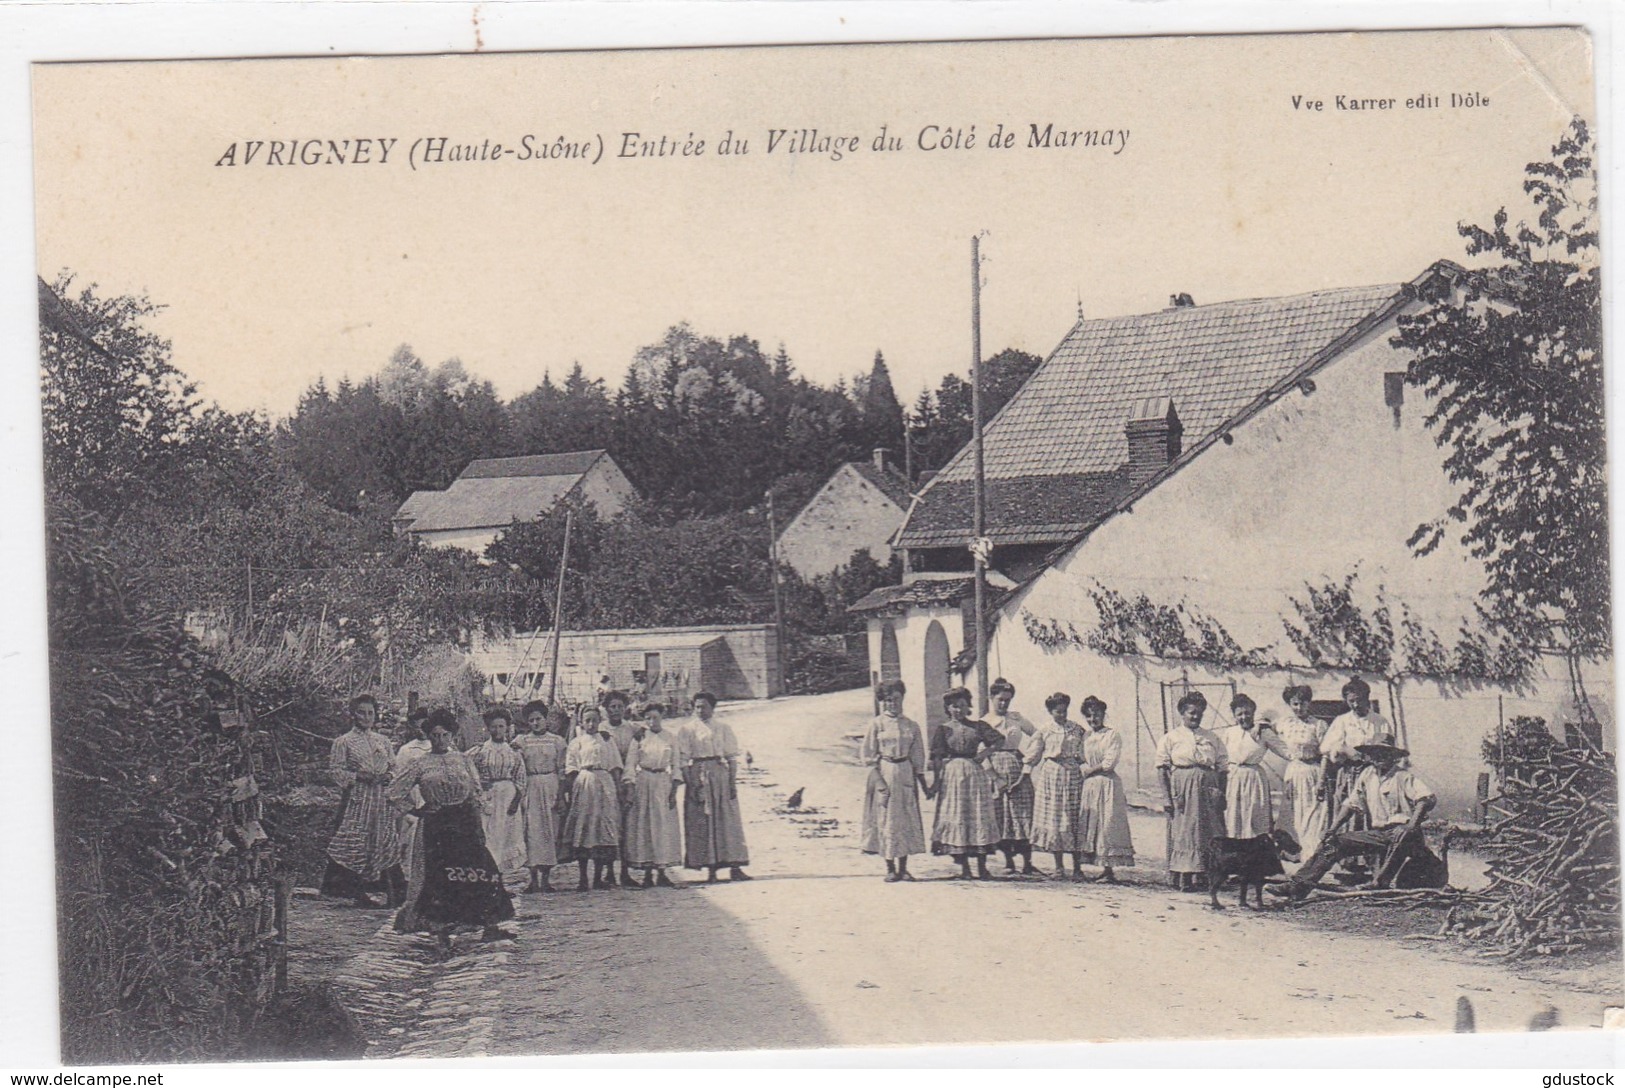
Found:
<box><xmin>17</xmin><ymin>19</ymin><xmax>1622</xmax><ymax>1067</ymax></box>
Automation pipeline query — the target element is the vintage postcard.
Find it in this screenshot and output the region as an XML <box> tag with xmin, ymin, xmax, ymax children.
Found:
<box><xmin>29</xmin><ymin>27</ymin><xmax>1618</xmax><ymax>1065</ymax></box>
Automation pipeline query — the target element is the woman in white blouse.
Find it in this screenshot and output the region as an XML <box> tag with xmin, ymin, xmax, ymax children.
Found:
<box><xmin>1214</xmin><ymin>693</ymin><xmax>1291</xmax><ymax>839</ymax></box>
<box><xmin>623</xmin><ymin>704</ymin><xmax>683</xmax><ymax>887</ymax></box>
<box><xmin>1275</xmin><ymin>685</ymin><xmax>1329</xmax><ymax>849</ymax></box>
<box><xmin>1154</xmin><ymin>691</ymin><xmax>1228</xmax><ymax>892</ymax></box>
<box><xmin>675</xmin><ymin>691</ymin><xmax>752</xmax><ymax>883</ymax></box>
<box><xmin>859</xmin><ymin>679</ymin><xmax>928</xmax><ymax>882</ymax></box>
<box><xmin>1078</xmin><ymin>696</ymin><xmax>1134</xmax><ymax>882</ymax></box>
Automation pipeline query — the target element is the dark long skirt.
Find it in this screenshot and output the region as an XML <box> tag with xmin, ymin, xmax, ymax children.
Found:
<box><xmin>684</xmin><ymin>759</ymin><xmax>749</xmax><ymax>869</ymax></box>
<box><xmin>397</xmin><ymin>802</ymin><xmax>514</xmax><ymax>931</ymax></box>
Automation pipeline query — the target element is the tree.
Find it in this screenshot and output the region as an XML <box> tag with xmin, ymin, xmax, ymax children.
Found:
<box><xmin>857</xmin><ymin>350</ymin><xmax>904</xmax><ymax>454</ymax></box>
<box><xmin>906</xmin><ymin>348</ymin><xmax>1042</xmax><ymax>477</ymax></box>
<box><xmin>40</xmin><ymin>275</ymin><xmax>201</xmax><ymax>517</ymax></box>
<box><xmin>1393</xmin><ymin>118</ymin><xmax>1607</xmax><ymax>681</ymax></box>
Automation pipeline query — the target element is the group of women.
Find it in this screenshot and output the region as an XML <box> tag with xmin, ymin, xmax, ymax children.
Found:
<box><xmin>859</xmin><ymin>674</ymin><xmax>1394</xmax><ymax>892</ymax></box>
<box><xmin>1155</xmin><ymin>676</ymin><xmax>1394</xmax><ymax>890</ymax></box>
<box><xmin>860</xmin><ymin>678</ymin><xmax>1136</xmax><ymax>883</ymax></box>
<box><xmin>380</xmin><ymin>690</ymin><xmax>751</xmax><ymax>955</ymax></box>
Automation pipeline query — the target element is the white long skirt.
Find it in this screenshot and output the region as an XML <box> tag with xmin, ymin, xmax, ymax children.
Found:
<box><xmin>1279</xmin><ymin>760</ymin><xmax>1327</xmax><ymax>849</ymax></box>
<box><xmin>481</xmin><ymin>780</ymin><xmax>528</xmax><ymax>873</ymax></box>
<box><xmin>1224</xmin><ymin>763</ymin><xmax>1274</xmax><ymax>838</ymax></box>
<box><xmin>522</xmin><ymin>772</ymin><xmax>561</xmax><ymax>867</ymax></box>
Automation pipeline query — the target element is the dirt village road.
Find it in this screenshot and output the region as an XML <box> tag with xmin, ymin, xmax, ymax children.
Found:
<box><xmin>313</xmin><ymin>690</ymin><xmax>1622</xmax><ymax>1060</ymax></box>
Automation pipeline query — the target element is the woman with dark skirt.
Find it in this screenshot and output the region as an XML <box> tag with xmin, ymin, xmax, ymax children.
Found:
<box><xmin>560</xmin><ymin>710</ymin><xmax>624</xmax><ymax>890</ymax></box>
<box><xmin>1154</xmin><ymin>691</ymin><xmax>1229</xmax><ymax>893</ymax></box>
<box><xmin>388</xmin><ymin>710</ymin><xmax>516</xmax><ymax>956</ymax></box>
<box><xmin>675</xmin><ymin>691</ymin><xmax>751</xmax><ymax>883</ymax></box>
<box><xmin>929</xmin><ymin>687</ymin><xmax>1004</xmax><ymax>880</ymax></box>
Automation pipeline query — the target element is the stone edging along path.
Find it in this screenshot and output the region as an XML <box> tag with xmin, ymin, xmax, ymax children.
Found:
<box><xmin>329</xmin><ymin>916</ymin><xmax>522</xmax><ymax>1059</ymax></box>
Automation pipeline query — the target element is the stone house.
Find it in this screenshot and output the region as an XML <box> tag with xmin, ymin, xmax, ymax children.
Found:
<box><xmin>775</xmin><ymin>450</ymin><xmax>913</xmax><ymax>580</ymax></box>
<box><xmin>861</xmin><ymin>262</ymin><xmax>1613</xmax><ymax>815</ymax></box>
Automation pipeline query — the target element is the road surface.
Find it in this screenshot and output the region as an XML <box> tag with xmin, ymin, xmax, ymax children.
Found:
<box><xmin>325</xmin><ymin>690</ymin><xmax>1620</xmax><ymax>1059</ymax></box>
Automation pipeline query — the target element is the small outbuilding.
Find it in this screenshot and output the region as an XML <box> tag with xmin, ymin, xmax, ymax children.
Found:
<box><xmin>469</xmin><ymin>623</ymin><xmax>783</xmax><ymax>709</ymax></box>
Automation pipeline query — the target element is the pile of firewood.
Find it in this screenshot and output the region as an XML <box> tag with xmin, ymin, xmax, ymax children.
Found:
<box><xmin>1443</xmin><ymin>742</ymin><xmax>1619</xmax><ymax>957</ymax></box>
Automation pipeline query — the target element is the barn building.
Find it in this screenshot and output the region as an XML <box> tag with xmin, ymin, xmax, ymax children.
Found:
<box><xmin>393</xmin><ymin>449</ymin><xmax>637</xmax><ymax>553</ymax></box>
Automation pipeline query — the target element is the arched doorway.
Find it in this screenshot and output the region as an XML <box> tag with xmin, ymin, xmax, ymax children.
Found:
<box><xmin>923</xmin><ymin>620</ymin><xmax>951</xmax><ymax>729</ymax></box>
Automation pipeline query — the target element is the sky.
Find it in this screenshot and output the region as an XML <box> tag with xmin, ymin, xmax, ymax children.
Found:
<box><xmin>31</xmin><ymin>28</ymin><xmax>1594</xmax><ymax>419</ymax></box>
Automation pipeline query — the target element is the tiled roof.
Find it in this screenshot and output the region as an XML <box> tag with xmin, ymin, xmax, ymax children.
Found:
<box><xmin>847</xmin><ymin>577</ymin><xmax>978</xmax><ymax>614</ymax></box>
<box><xmin>397</xmin><ymin>449</ymin><xmax>608</xmax><ymax>533</ymax></box>
<box><xmin>460</xmin><ymin>450</ymin><xmax>606</xmax><ymax>479</ymax></box>
<box><xmin>847</xmin><ymin>461</ymin><xmax>914</xmax><ymax>509</ymax></box>
<box><xmin>894</xmin><ymin>470</ymin><xmax>1128</xmax><ymax>547</ymax></box>
<box><xmin>394</xmin><ymin>491</ymin><xmax>434</xmax><ymax>523</ymax></box>
<box><xmin>897</xmin><ymin>282</ymin><xmax>1404</xmax><ymax>548</ymax></box>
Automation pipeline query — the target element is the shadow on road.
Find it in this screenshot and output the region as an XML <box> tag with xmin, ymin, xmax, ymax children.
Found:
<box><xmin>487</xmin><ymin>881</ymin><xmax>834</xmax><ymax>1057</ymax></box>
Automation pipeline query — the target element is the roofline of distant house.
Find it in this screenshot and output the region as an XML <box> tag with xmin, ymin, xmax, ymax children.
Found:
<box><xmin>778</xmin><ymin>460</ymin><xmax>910</xmax><ymax>539</ymax></box>
<box><xmin>461</xmin><ymin>449</ymin><xmax>607</xmax><ymax>476</ymax></box>
<box><xmin>993</xmin><ymin>258</ymin><xmax>1467</xmax><ymax>609</ymax></box>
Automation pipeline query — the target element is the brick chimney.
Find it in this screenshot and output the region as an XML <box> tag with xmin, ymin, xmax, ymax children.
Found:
<box><xmin>1124</xmin><ymin>397</ymin><xmax>1183</xmax><ymax>490</ymax></box>
<box><xmin>873</xmin><ymin>448</ymin><xmax>891</xmax><ymax>473</ymax></box>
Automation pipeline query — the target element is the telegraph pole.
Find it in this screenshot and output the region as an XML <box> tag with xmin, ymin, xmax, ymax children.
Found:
<box><xmin>766</xmin><ymin>489</ymin><xmax>788</xmax><ymax>696</ymax></box>
<box><xmin>971</xmin><ymin>234</ymin><xmax>990</xmax><ymax>715</ymax></box>
<box><xmin>545</xmin><ymin>509</ymin><xmax>573</xmax><ymax>708</ymax></box>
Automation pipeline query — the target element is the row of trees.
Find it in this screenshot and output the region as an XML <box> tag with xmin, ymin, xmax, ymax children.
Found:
<box><xmin>276</xmin><ymin>327</ymin><xmax>1040</xmax><ymax>519</ymax></box>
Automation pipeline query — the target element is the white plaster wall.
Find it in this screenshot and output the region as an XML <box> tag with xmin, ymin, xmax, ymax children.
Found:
<box><xmin>580</xmin><ymin>457</ymin><xmax>638</xmax><ymax>519</ymax></box>
<box><xmin>876</xmin><ymin>603</ymin><xmax>967</xmax><ymax>728</ymax></box>
<box><xmin>416</xmin><ymin>526</ymin><xmax>501</xmax><ymax>554</ymax></box>
<box><xmin>778</xmin><ymin>465</ymin><xmax>906</xmax><ymax>579</ymax></box>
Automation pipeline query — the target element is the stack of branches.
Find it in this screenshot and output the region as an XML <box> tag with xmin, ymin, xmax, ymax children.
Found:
<box><xmin>1444</xmin><ymin>737</ymin><xmax>1618</xmax><ymax>958</ymax></box>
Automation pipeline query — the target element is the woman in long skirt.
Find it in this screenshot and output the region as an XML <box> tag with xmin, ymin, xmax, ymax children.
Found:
<box><xmin>624</xmin><ymin>704</ymin><xmax>683</xmax><ymax>887</ymax></box>
<box><xmin>860</xmin><ymin>679</ymin><xmax>928</xmax><ymax>882</ymax></box>
<box><xmin>513</xmin><ymin>700</ymin><xmax>568</xmax><ymax>893</ymax></box>
<box><xmin>469</xmin><ymin>707</ymin><xmax>528</xmax><ymax>877</ymax></box>
<box><xmin>1275</xmin><ymin>684</ymin><xmax>1328</xmax><ymax>849</ymax></box>
<box><xmin>391</xmin><ymin>707</ymin><xmax>433</xmax><ymax>897</ymax></box>
<box><xmin>1216</xmin><ymin>693</ymin><xmax>1292</xmax><ymax>839</ymax></box>
<box><xmin>675</xmin><ymin>691</ymin><xmax>752</xmax><ymax>882</ymax></box>
<box><xmin>388</xmin><ymin>710</ymin><xmax>515</xmax><ymax>955</ymax></box>
<box><xmin>1028</xmin><ymin>693</ymin><xmax>1089</xmax><ymax>880</ymax></box>
<box><xmin>1078</xmin><ymin>696</ymin><xmax>1135</xmax><ymax>882</ymax></box>
<box><xmin>561</xmin><ymin>716</ymin><xmax>623</xmax><ymax>890</ymax></box>
<box><xmin>929</xmin><ymin>687</ymin><xmax>1004</xmax><ymax>880</ymax></box>
<box><xmin>1154</xmin><ymin>691</ymin><xmax>1229</xmax><ymax>892</ymax></box>
<box><xmin>322</xmin><ymin>694</ymin><xmax>406</xmax><ymax>908</ymax></box>
<box><xmin>986</xmin><ymin>677</ymin><xmax>1040</xmax><ymax>876</ymax></box>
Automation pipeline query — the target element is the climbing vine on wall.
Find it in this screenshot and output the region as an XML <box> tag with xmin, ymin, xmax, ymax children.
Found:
<box><xmin>1283</xmin><ymin>572</ymin><xmax>1534</xmax><ymax>683</ymax></box>
<box><xmin>1021</xmin><ymin>571</ymin><xmax>1535</xmax><ymax>684</ymax></box>
<box><xmin>1020</xmin><ymin>583</ymin><xmax>1269</xmax><ymax>669</ymax></box>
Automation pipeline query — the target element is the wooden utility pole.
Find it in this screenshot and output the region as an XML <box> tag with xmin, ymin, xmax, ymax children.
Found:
<box><xmin>903</xmin><ymin>414</ymin><xmax>914</xmax><ymax>486</ymax></box>
<box><xmin>971</xmin><ymin>235</ymin><xmax>990</xmax><ymax>715</ymax></box>
<box><xmin>766</xmin><ymin>490</ymin><xmax>787</xmax><ymax>696</ymax></box>
<box><xmin>545</xmin><ymin>509</ymin><xmax>574</xmax><ymax>708</ymax></box>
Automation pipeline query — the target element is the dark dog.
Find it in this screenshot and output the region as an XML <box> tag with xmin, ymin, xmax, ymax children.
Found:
<box><xmin>1205</xmin><ymin>828</ymin><xmax>1301</xmax><ymax>910</ymax></box>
